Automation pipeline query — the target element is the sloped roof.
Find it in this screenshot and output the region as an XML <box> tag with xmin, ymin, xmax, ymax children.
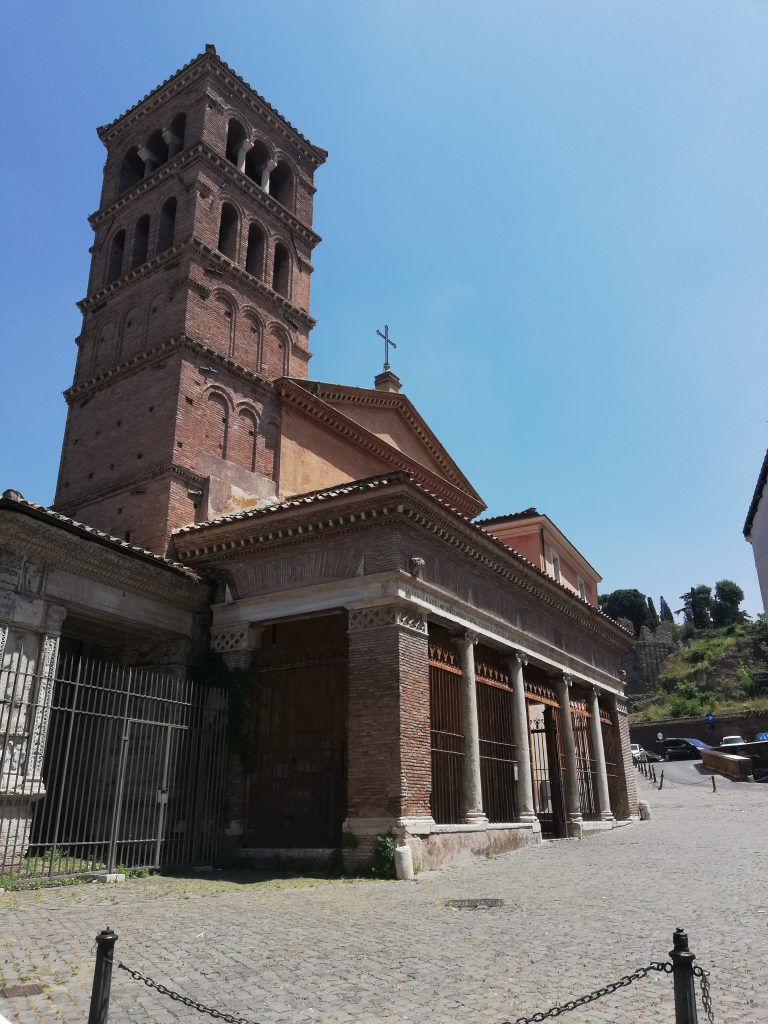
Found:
<box><xmin>476</xmin><ymin>508</ymin><xmax>601</xmax><ymax>581</ymax></box>
<box><xmin>744</xmin><ymin>449</ymin><xmax>768</xmax><ymax>538</ymax></box>
<box><xmin>0</xmin><ymin>490</ymin><xmax>199</xmax><ymax>580</ymax></box>
<box><xmin>96</xmin><ymin>45</ymin><xmax>327</xmax><ymax>163</ymax></box>
<box><xmin>277</xmin><ymin>378</ymin><xmax>486</xmax><ymax>518</ymax></box>
<box><xmin>171</xmin><ymin>472</ymin><xmax>632</xmax><ymax>640</ymax></box>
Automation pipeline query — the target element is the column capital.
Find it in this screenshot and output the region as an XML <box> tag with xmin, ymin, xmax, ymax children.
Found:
<box><xmin>511</xmin><ymin>650</ymin><xmax>528</xmax><ymax>668</ymax></box>
<box><xmin>453</xmin><ymin>629</ymin><xmax>478</xmax><ymax>649</ymax></box>
<box><xmin>347</xmin><ymin>604</ymin><xmax>427</xmax><ymax>636</ymax></box>
<box><xmin>210</xmin><ymin>622</ymin><xmax>262</xmax><ymax>655</ymax></box>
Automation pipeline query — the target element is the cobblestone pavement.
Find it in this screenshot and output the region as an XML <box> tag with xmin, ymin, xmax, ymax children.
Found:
<box><xmin>1</xmin><ymin>768</ymin><xmax>766</xmax><ymax>1024</ymax></box>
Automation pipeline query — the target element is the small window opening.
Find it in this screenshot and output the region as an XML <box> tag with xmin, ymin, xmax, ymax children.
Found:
<box><xmin>551</xmin><ymin>550</ymin><xmax>561</xmax><ymax>583</ymax></box>
<box><xmin>270</xmin><ymin>161</ymin><xmax>293</xmax><ymax>208</ymax></box>
<box><xmin>217</xmin><ymin>203</ymin><xmax>239</xmax><ymax>260</ymax></box>
<box><xmin>118</xmin><ymin>147</ymin><xmax>144</xmax><ymax>193</ymax></box>
<box><xmin>106</xmin><ymin>229</ymin><xmax>126</xmax><ymax>285</ymax></box>
<box><xmin>272</xmin><ymin>242</ymin><xmax>290</xmax><ymax>297</ymax></box>
<box><xmin>131</xmin><ymin>214</ymin><xmax>150</xmax><ymax>269</ymax></box>
<box><xmin>225</xmin><ymin>119</ymin><xmax>247</xmax><ymax>166</ymax></box>
<box><xmin>157</xmin><ymin>197</ymin><xmax>177</xmax><ymax>253</ymax></box>
<box><xmin>246</xmin><ymin>222</ymin><xmax>265</xmax><ymax>278</ymax></box>
<box><xmin>246</xmin><ymin>140</ymin><xmax>271</xmax><ymax>186</ymax></box>
<box><xmin>143</xmin><ymin>129</ymin><xmax>169</xmax><ymax>174</ymax></box>
<box><xmin>163</xmin><ymin>113</ymin><xmax>186</xmax><ymax>158</ymax></box>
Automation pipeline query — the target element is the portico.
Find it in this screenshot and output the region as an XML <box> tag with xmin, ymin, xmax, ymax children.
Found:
<box><xmin>174</xmin><ymin>472</ymin><xmax>637</xmax><ymax>870</ymax></box>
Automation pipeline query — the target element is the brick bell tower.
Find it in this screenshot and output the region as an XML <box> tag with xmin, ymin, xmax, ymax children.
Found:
<box><xmin>54</xmin><ymin>45</ymin><xmax>326</xmax><ymax>555</ymax></box>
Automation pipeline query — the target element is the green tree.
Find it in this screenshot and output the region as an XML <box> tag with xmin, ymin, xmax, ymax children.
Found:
<box><xmin>599</xmin><ymin>589</ymin><xmax>651</xmax><ymax>635</ymax></box>
<box><xmin>646</xmin><ymin>596</ymin><xmax>659</xmax><ymax>629</ymax></box>
<box><xmin>659</xmin><ymin>596</ymin><xmax>675</xmax><ymax>623</ymax></box>
<box><xmin>677</xmin><ymin>586</ymin><xmax>712</xmax><ymax>630</ymax></box>
<box><xmin>711</xmin><ymin>579</ymin><xmax>746</xmax><ymax>627</ymax></box>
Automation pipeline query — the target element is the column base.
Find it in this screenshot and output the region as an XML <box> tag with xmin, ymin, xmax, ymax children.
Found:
<box><xmin>463</xmin><ymin>811</ymin><xmax>489</xmax><ymax>825</ymax></box>
<box><xmin>516</xmin><ymin>810</ymin><xmax>539</xmax><ymax>825</ymax></box>
<box><xmin>600</xmin><ymin>811</ymin><xmax>615</xmax><ymax>822</ymax></box>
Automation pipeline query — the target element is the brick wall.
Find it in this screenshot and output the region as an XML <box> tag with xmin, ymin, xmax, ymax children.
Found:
<box><xmin>616</xmin><ymin>710</ymin><xmax>639</xmax><ymax>816</ymax></box>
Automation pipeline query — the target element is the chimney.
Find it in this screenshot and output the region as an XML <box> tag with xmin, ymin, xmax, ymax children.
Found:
<box><xmin>374</xmin><ymin>369</ymin><xmax>402</xmax><ymax>394</ymax></box>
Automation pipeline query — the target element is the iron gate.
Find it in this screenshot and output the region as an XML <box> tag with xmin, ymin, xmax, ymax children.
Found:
<box><xmin>477</xmin><ymin>664</ymin><xmax>518</xmax><ymax>824</ymax></box>
<box><xmin>529</xmin><ymin>706</ymin><xmax>566</xmax><ymax>837</ymax></box>
<box><xmin>1</xmin><ymin>651</ymin><xmax>227</xmax><ymax>880</ymax></box>
<box><xmin>429</xmin><ymin>644</ymin><xmax>463</xmax><ymax>824</ymax></box>
<box><xmin>571</xmin><ymin>708</ymin><xmax>600</xmax><ymax>821</ymax></box>
<box><xmin>245</xmin><ymin>635</ymin><xmax>347</xmax><ymax>848</ymax></box>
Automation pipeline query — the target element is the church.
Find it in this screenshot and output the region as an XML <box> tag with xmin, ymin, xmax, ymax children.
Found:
<box><xmin>0</xmin><ymin>46</ymin><xmax>637</xmax><ymax>874</ymax></box>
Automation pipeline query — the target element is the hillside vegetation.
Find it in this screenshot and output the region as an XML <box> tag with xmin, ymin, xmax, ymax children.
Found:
<box><xmin>635</xmin><ymin>619</ymin><xmax>768</xmax><ymax>721</ymax></box>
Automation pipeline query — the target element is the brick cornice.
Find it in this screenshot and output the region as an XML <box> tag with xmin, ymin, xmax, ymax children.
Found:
<box><xmin>76</xmin><ymin>233</ymin><xmax>315</xmax><ymax>335</ymax></box>
<box><xmin>172</xmin><ymin>475</ymin><xmax>631</xmax><ymax>650</ymax></box>
<box><xmin>277</xmin><ymin>381</ymin><xmax>484</xmax><ymax>518</ymax></box>
<box><xmin>89</xmin><ymin>142</ymin><xmax>321</xmax><ymax>248</ymax></box>
<box><xmin>64</xmin><ymin>334</ymin><xmax>277</xmax><ymax>405</ymax></box>
<box><xmin>78</xmin><ymin>239</ymin><xmax>189</xmax><ymax>313</ymax></box>
<box><xmin>195</xmin><ymin>240</ymin><xmax>316</xmax><ymax>333</ymax></box>
<box><xmin>56</xmin><ymin>463</ymin><xmax>207</xmax><ymax>515</ymax></box>
<box><xmin>97</xmin><ymin>49</ymin><xmax>327</xmax><ymax>166</ymax></box>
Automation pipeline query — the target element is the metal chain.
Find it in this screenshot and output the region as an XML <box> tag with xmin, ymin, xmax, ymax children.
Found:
<box><xmin>501</xmin><ymin>962</ymin><xmax>672</xmax><ymax>1024</ymax></box>
<box><xmin>694</xmin><ymin>964</ymin><xmax>715</xmax><ymax>1023</ymax></box>
<box><xmin>118</xmin><ymin>958</ymin><xmax>714</xmax><ymax>1024</ymax></box>
<box><xmin>117</xmin><ymin>963</ymin><xmax>261</xmax><ymax>1024</ymax></box>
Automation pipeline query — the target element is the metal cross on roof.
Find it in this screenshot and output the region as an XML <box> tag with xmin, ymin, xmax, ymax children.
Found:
<box><xmin>376</xmin><ymin>324</ymin><xmax>397</xmax><ymax>371</ymax></box>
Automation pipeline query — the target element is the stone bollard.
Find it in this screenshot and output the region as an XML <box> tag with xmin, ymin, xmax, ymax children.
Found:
<box><xmin>638</xmin><ymin>800</ymin><xmax>652</xmax><ymax>820</ymax></box>
<box><xmin>394</xmin><ymin>840</ymin><xmax>415</xmax><ymax>880</ymax></box>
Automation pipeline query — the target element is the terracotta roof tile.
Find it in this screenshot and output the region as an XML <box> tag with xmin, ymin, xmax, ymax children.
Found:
<box><xmin>0</xmin><ymin>490</ymin><xmax>199</xmax><ymax>580</ymax></box>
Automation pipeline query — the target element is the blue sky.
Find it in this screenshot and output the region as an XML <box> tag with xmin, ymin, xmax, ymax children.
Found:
<box><xmin>2</xmin><ymin>1</ymin><xmax>766</xmax><ymax>616</ymax></box>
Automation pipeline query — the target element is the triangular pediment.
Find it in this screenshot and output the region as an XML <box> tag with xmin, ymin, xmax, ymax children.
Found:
<box><xmin>277</xmin><ymin>379</ymin><xmax>486</xmax><ymax>518</ymax></box>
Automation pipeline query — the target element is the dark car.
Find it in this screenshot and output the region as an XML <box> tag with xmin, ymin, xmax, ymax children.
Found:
<box><xmin>656</xmin><ymin>737</ymin><xmax>711</xmax><ymax>761</ymax></box>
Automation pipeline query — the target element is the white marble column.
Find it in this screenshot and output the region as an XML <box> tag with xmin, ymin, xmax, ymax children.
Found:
<box><xmin>553</xmin><ymin>673</ymin><xmax>583</xmax><ymax>830</ymax></box>
<box><xmin>137</xmin><ymin>145</ymin><xmax>157</xmax><ymax>177</ymax></box>
<box><xmin>237</xmin><ymin>138</ymin><xmax>254</xmax><ymax>173</ymax></box>
<box><xmin>261</xmin><ymin>158</ymin><xmax>278</xmax><ymax>192</ymax></box>
<box><xmin>454</xmin><ymin>630</ymin><xmax>486</xmax><ymax>824</ymax></box>
<box><xmin>588</xmin><ymin>687</ymin><xmax>614</xmax><ymax>821</ymax></box>
<box><xmin>506</xmin><ymin>651</ymin><xmax>537</xmax><ymax>823</ymax></box>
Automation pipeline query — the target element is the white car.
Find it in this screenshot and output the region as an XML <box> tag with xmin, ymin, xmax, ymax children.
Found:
<box><xmin>720</xmin><ymin>735</ymin><xmax>746</xmax><ymax>746</ymax></box>
<box><xmin>630</xmin><ymin>743</ymin><xmax>647</xmax><ymax>762</ymax></box>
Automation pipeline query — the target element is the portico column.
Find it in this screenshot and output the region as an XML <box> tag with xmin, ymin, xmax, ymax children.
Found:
<box><xmin>588</xmin><ymin>687</ymin><xmax>614</xmax><ymax>821</ymax></box>
<box><xmin>506</xmin><ymin>651</ymin><xmax>536</xmax><ymax>823</ymax></box>
<box><xmin>454</xmin><ymin>630</ymin><xmax>486</xmax><ymax>824</ymax></box>
<box><xmin>553</xmin><ymin>673</ymin><xmax>582</xmax><ymax>830</ymax></box>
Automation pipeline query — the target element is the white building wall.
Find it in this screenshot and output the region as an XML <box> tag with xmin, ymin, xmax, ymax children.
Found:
<box><xmin>750</xmin><ymin>488</ymin><xmax>768</xmax><ymax>616</ymax></box>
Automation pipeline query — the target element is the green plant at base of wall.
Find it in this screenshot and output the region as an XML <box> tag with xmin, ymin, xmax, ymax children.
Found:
<box><xmin>371</xmin><ymin>834</ymin><xmax>396</xmax><ymax>879</ymax></box>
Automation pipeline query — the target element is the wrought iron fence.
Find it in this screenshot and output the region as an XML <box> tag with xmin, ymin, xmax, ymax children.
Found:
<box><xmin>1</xmin><ymin>649</ymin><xmax>227</xmax><ymax>880</ymax></box>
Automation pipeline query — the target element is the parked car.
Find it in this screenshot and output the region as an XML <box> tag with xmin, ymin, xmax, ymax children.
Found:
<box><xmin>630</xmin><ymin>743</ymin><xmax>645</xmax><ymax>761</ymax></box>
<box><xmin>720</xmin><ymin>735</ymin><xmax>746</xmax><ymax>746</ymax></box>
<box><xmin>656</xmin><ymin>737</ymin><xmax>711</xmax><ymax>761</ymax></box>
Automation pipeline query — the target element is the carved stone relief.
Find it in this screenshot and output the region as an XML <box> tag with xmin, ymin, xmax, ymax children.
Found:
<box><xmin>348</xmin><ymin>605</ymin><xmax>428</xmax><ymax>636</ymax></box>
